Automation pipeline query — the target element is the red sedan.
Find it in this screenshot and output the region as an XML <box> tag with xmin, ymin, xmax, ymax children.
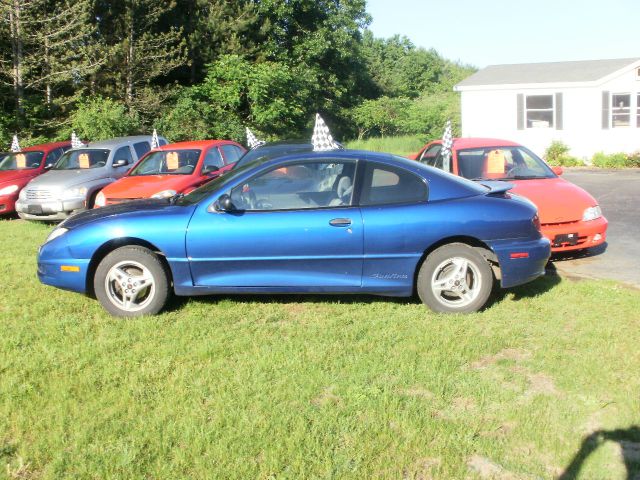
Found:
<box><xmin>95</xmin><ymin>140</ymin><xmax>246</xmax><ymax>207</ymax></box>
<box><xmin>0</xmin><ymin>141</ymin><xmax>71</xmax><ymax>215</ymax></box>
<box><xmin>411</xmin><ymin>138</ymin><xmax>608</xmax><ymax>253</ymax></box>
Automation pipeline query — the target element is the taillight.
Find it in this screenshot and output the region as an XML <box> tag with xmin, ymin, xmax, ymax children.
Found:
<box><xmin>532</xmin><ymin>214</ymin><xmax>541</xmax><ymax>232</ymax></box>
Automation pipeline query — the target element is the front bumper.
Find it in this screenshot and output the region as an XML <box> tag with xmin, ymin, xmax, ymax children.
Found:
<box><xmin>0</xmin><ymin>193</ymin><xmax>18</xmax><ymax>214</ymax></box>
<box><xmin>542</xmin><ymin>216</ymin><xmax>608</xmax><ymax>252</ymax></box>
<box><xmin>37</xmin><ymin>239</ymin><xmax>89</xmax><ymax>294</ymax></box>
<box><xmin>15</xmin><ymin>198</ymin><xmax>86</xmax><ymax>221</ymax></box>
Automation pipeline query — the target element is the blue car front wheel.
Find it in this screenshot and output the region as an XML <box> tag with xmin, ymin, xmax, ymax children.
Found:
<box><xmin>417</xmin><ymin>243</ymin><xmax>494</xmax><ymax>314</ymax></box>
<box><xmin>94</xmin><ymin>246</ymin><xmax>170</xmax><ymax>317</ymax></box>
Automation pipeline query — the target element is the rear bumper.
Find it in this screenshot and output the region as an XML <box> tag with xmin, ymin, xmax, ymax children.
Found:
<box><xmin>542</xmin><ymin>216</ymin><xmax>608</xmax><ymax>252</ymax></box>
<box><xmin>491</xmin><ymin>237</ymin><xmax>551</xmax><ymax>288</ymax></box>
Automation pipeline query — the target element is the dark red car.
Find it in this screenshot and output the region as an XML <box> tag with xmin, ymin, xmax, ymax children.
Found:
<box><xmin>0</xmin><ymin>141</ymin><xmax>71</xmax><ymax>215</ymax></box>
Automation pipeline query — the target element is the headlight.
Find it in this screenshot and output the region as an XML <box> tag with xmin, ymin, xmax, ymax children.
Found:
<box><xmin>0</xmin><ymin>184</ymin><xmax>19</xmax><ymax>196</ymax></box>
<box><xmin>151</xmin><ymin>189</ymin><xmax>177</xmax><ymax>199</ymax></box>
<box><xmin>95</xmin><ymin>191</ymin><xmax>106</xmax><ymax>207</ymax></box>
<box><xmin>45</xmin><ymin>227</ymin><xmax>68</xmax><ymax>243</ymax></box>
<box><xmin>582</xmin><ymin>205</ymin><xmax>602</xmax><ymax>222</ymax></box>
<box><xmin>19</xmin><ymin>188</ymin><xmax>27</xmax><ymax>200</ymax></box>
<box><xmin>61</xmin><ymin>186</ymin><xmax>88</xmax><ymax>200</ymax></box>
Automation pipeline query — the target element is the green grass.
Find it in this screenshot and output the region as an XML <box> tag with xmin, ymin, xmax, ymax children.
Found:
<box><xmin>1</xmin><ymin>219</ymin><xmax>640</xmax><ymax>479</ymax></box>
<box><xmin>345</xmin><ymin>135</ymin><xmax>427</xmax><ymax>157</ymax></box>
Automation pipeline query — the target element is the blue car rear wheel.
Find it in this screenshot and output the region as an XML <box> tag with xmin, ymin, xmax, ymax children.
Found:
<box><xmin>417</xmin><ymin>243</ymin><xmax>493</xmax><ymax>314</ymax></box>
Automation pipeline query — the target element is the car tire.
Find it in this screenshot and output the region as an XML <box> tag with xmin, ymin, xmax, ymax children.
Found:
<box><xmin>417</xmin><ymin>243</ymin><xmax>493</xmax><ymax>314</ymax></box>
<box><xmin>94</xmin><ymin>246</ymin><xmax>170</xmax><ymax>317</ymax></box>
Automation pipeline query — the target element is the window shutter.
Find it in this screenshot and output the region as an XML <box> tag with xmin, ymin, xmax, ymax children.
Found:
<box><xmin>517</xmin><ymin>94</ymin><xmax>524</xmax><ymax>130</ymax></box>
<box><xmin>555</xmin><ymin>92</ymin><xmax>563</xmax><ymax>130</ymax></box>
<box><xmin>602</xmin><ymin>91</ymin><xmax>610</xmax><ymax>129</ymax></box>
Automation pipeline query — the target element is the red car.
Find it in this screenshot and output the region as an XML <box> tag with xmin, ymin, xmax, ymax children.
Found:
<box><xmin>95</xmin><ymin>140</ymin><xmax>246</xmax><ymax>207</ymax></box>
<box><xmin>0</xmin><ymin>141</ymin><xmax>71</xmax><ymax>215</ymax></box>
<box><xmin>411</xmin><ymin>138</ymin><xmax>608</xmax><ymax>253</ymax></box>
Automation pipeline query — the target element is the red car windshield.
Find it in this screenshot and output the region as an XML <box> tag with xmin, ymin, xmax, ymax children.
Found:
<box><xmin>0</xmin><ymin>151</ymin><xmax>44</xmax><ymax>171</ymax></box>
<box><xmin>130</xmin><ymin>150</ymin><xmax>201</xmax><ymax>176</ymax></box>
<box><xmin>455</xmin><ymin>146</ymin><xmax>554</xmax><ymax>181</ymax></box>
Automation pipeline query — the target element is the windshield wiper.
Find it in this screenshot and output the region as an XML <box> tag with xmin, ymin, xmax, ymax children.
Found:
<box><xmin>169</xmin><ymin>193</ymin><xmax>185</xmax><ymax>204</ymax></box>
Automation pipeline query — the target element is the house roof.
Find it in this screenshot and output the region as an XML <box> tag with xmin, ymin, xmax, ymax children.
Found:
<box><xmin>456</xmin><ymin>58</ymin><xmax>640</xmax><ymax>89</ymax></box>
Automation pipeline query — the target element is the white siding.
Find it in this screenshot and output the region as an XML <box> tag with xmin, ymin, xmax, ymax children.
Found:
<box><xmin>459</xmin><ymin>66</ymin><xmax>640</xmax><ymax>159</ymax></box>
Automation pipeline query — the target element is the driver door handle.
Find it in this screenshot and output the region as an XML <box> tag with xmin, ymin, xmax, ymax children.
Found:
<box><xmin>329</xmin><ymin>218</ymin><xmax>351</xmax><ymax>227</ymax></box>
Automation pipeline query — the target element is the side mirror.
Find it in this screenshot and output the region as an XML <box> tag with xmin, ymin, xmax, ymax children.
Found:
<box><xmin>216</xmin><ymin>193</ymin><xmax>234</xmax><ymax>212</ymax></box>
<box><xmin>113</xmin><ymin>159</ymin><xmax>129</xmax><ymax>167</ymax></box>
<box><xmin>202</xmin><ymin>165</ymin><xmax>220</xmax><ymax>175</ymax></box>
<box><xmin>44</xmin><ymin>163</ymin><xmax>54</xmax><ymax>170</ymax></box>
<box><xmin>551</xmin><ymin>166</ymin><xmax>563</xmax><ymax>176</ymax></box>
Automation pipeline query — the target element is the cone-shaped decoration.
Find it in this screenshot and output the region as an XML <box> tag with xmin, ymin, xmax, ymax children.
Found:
<box><xmin>10</xmin><ymin>135</ymin><xmax>21</xmax><ymax>152</ymax></box>
<box><xmin>71</xmin><ymin>131</ymin><xmax>85</xmax><ymax>149</ymax></box>
<box><xmin>311</xmin><ymin>114</ymin><xmax>341</xmax><ymax>151</ymax></box>
<box><xmin>151</xmin><ymin>129</ymin><xmax>160</xmax><ymax>149</ymax></box>
<box><xmin>245</xmin><ymin>127</ymin><xmax>265</xmax><ymax>149</ymax></box>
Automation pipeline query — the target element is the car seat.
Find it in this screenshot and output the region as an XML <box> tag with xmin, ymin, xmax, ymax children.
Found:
<box><xmin>329</xmin><ymin>176</ymin><xmax>353</xmax><ymax>206</ymax></box>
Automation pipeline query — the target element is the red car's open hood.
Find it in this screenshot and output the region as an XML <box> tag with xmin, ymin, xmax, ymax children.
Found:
<box><xmin>103</xmin><ymin>175</ymin><xmax>195</xmax><ymax>198</ymax></box>
<box><xmin>510</xmin><ymin>177</ymin><xmax>597</xmax><ymax>224</ymax></box>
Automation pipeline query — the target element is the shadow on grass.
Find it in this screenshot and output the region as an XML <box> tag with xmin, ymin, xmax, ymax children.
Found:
<box><xmin>550</xmin><ymin>242</ymin><xmax>608</xmax><ymax>263</ymax></box>
<box><xmin>166</xmin><ymin>269</ymin><xmax>562</xmax><ymax>313</ymax></box>
<box><xmin>558</xmin><ymin>426</ymin><xmax>640</xmax><ymax>479</ymax></box>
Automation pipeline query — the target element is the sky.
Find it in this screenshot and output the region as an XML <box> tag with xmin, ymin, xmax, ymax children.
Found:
<box><xmin>366</xmin><ymin>0</ymin><xmax>640</xmax><ymax>68</ymax></box>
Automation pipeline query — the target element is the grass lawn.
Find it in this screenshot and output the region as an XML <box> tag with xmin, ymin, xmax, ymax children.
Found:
<box><xmin>1</xmin><ymin>219</ymin><xmax>639</xmax><ymax>479</ymax></box>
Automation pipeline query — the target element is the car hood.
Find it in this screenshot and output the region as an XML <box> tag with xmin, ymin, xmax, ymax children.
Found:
<box><xmin>510</xmin><ymin>177</ymin><xmax>597</xmax><ymax>223</ymax></box>
<box><xmin>103</xmin><ymin>175</ymin><xmax>194</xmax><ymax>198</ymax></box>
<box><xmin>0</xmin><ymin>169</ymin><xmax>38</xmax><ymax>183</ymax></box>
<box><xmin>27</xmin><ymin>168</ymin><xmax>109</xmax><ymax>190</ymax></box>
<box><xmin>61</xmin><ymin>198</ymin><xmax>195</xmax><ymax>229</ymax></box>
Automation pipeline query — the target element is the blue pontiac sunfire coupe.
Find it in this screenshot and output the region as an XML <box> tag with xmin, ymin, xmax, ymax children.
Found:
<box><xmin>37</xmin><ymin>148</ymin><xmax>551</xmax><ymax>317</ymax></box>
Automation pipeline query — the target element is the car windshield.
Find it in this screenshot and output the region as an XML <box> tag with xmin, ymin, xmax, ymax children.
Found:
<box><xmin>0</xmin><ymin>151</ymin><xmax>45</xmax><ymax>171</ymax></box>
<box><xmin>234</xmin><ymin>143</ymin><xmax>312</xmax><ymax>170</ymax></box>
<box><xmin>54</xmin><ymin>149</ymin><xmax>110</xmax><ymax>170</ymax></box>
<box><xmin>456</xmin><ymin>146</ymin><xmax>554</xmax><ymax>181</ymax></box>
<box><xmin>129</xmin><ymin>149</ymin><xmax>201</xmax><ymax>176</ymax></box>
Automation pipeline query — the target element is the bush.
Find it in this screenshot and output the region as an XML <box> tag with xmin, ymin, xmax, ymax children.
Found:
<box><xmin>70</xmin><ymin>97</ymin><xmax>140</xmax><ymax>141</ymax></box>
<box><xmin>544</xmin><ymin>140</ymin><xmax>583</xmax><ymax>166</ymax></box>
<box><xmin>591</xmin><ymin>151</ymin><xmax>637</xmax><ymax>168</ymax></box>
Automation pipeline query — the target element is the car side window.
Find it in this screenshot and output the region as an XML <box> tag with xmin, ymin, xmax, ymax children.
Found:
<box><xmin>230</xmin><ymin>161</ymin><xmax>356</xmax><ymax>211</ymax></box>
<box><xmin>419</xmin><ymin>144</ymin><xmax>442</xmax><ymax>166</ymax></box>
<box><xmin>133</xmin><ymin>141</ymin><xmax>151</xmax><ymax>159</ymax></box>
<box><xmin>45</xmin><ymin>148</ymin><xmax>63</xmax><ymax>167</ymax></box>
<box><xmin>220</xmin><ymin>144</ymin><xmax>243</xmax><ymax>164</ymax></box>
<box><xmin>203</xmin><ymin>148</ymin><xmax>224</xmax><ymax>171</ymax></box>
<box><xmin>113</xmin><ymin>146</ymin><xmax>133</xmax><ymax>165</ymax></box>
<box><xmin>360</xmin><ymin>163</ymin><xmax>427</xmax><ymax>206</ymax></box>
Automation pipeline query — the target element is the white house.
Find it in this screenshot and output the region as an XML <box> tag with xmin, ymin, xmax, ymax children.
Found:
<box><xmin>454</xmin><ymin>58</ymin><xmax>640</xmax><ymax>159</ymax></box>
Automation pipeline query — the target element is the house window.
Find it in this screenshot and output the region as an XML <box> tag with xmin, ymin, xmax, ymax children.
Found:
<box><xmin>611</xmin><ymin>93</ymin><xmax>631</xmax><ymax>127</ymax></box>
<box><xmin>525</xmin><ymin>95</ymin><xmax>554</xmax><ymax>128</ymax></box>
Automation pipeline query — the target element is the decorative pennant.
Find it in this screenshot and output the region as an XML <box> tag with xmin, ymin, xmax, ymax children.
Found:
<box><xmin>311</xmin><ymin>114</ymin><xmax>341</xmax><ymax>151</ymax></box>
<box><xmin>441</xmin><ymin>119</ymin><xmax>453</xmax><ymax>172</ymax></box>
<box><xmin>71</xmin><ymin>131</ymin><xmax>85</xmax><ymax>149</ymax></box>
<box><xmin>10</xmin><ymin>135</ymin><xmax>20</xmax><ymax>152</ymax></box>
<box><xmin>151</xmin><ymin>129</ymin><xmax>160</xmax><ymax>149</ymax></box>
<box><xmin>245</xmin><ymin>127</ymin><xmax>265</xmax><ymax>149</ymax></box>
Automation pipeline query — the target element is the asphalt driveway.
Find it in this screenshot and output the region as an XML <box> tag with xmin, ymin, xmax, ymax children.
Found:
<box><xmin>549</xmin><ymin>168</ymin><xmax>640</xmax><ymax>288</ymax></box>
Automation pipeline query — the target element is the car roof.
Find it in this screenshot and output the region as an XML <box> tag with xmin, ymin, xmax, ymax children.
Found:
<box><xmin>79</xmin><ymin>135</ymin><xmax>155</xmax><ymax>150</ymax></box>
<box><xmin>20</xmin><ymin>141</ymin><xmax>72</xmax><ymax>153</ymax></box>
<box><xmin>156</xmin><ymin>140</ymin><xmax>240</xmax><ymax>150</ymax></box>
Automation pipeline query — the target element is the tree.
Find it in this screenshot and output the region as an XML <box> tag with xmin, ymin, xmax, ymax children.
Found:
<box><xmin>70</xmin><ymin>96</ymin><xmax>139</xmax><ymax>141</ymax></box>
